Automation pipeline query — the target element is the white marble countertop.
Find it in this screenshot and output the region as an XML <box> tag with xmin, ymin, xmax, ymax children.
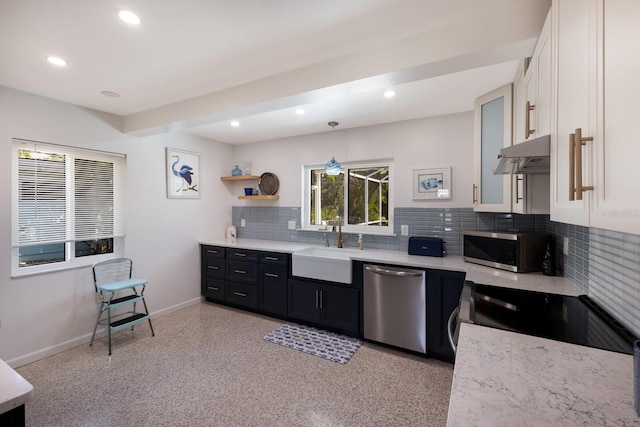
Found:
<box><xmin>200</xmin><ymin>238</ymin><xmax>582</xmax><ymax>296</ymax></box>
<box><xmin>447</xmin><ymin>323</ymin><xmax>639</xmax><ymax>426</ymax></box>
<box><xmin>0</xmin><ymin>358</ymin><xmax>33</xmax><ymax>415</ymax></box>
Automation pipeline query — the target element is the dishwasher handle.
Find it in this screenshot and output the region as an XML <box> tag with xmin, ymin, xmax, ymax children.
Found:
<box><xmin>365</xmin><ymin>265</ymin><xmax>423</xmax><ymax>277</ymax></box>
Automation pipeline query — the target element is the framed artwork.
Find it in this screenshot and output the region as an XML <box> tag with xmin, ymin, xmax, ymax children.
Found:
<box><xmin>166</xmin><ymin>147</ymin><xmax>201</xmax><ymax>199</ymax></box>
<box><xmin>412</xmin><ymin>167</ymin><xmax>451</xmax><ymax>200</ymax></box>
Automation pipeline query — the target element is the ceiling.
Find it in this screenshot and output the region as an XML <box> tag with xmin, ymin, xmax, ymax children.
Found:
<box><xmin>0</xmin><ymin>0</ymin><xmax>551</xmax><ymax>144</ymax></box>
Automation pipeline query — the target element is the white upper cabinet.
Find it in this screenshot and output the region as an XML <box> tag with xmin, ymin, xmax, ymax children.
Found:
<box><xmin>551</xmin><ymin>0</ymin><xmax>640</xmax><ymax>234</ymax></box>
<box><xmin>590</xmin><ymin>0</ymin><xmax>640</xmax><ymax>234</ymax></box>
<box><xmin>550</xmin><ymin>0</ymin><xmax>595</xmax><ymax>226</ymax></box>
<box><xmin>473</xmin><ymin>84</ymin><xmax>513</xmax><ymax>212</ymax></box>
<box><xmin>511</xmin><ymin>10</ymin><xmax>552</xmax><ymax>215</ymax></box>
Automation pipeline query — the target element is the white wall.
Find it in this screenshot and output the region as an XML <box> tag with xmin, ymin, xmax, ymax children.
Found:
<box><xmin>231</xmin><ymin>112</ymin><xmax>474</xmax><ymax>209</ymax></box>
<box><xmin>0</xmin><ymin>86</ymin><xmax>234</xmax><ymax>366</ymax></box>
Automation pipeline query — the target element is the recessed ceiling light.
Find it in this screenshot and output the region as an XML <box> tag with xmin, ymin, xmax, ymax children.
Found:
<box><xmin>117</xmin><ymin>10</ymin><xmax>141</xmax><ymax>25</ymax></box>
<box><xmin>384</xmin><ymin>90</ymin><xmax>396</xmax><ymax>98</ymax></box>
<box><xmin>101</xmin><ymin>90</ymin><xmax>120</xmax><ymax>98</ymax></box>
<box><xmin>46</xmin><ymin>56</ymin><xmax>67</xmax><ymax>67</ymax></box>
<box><xmin>295</xmin><ymin>108</ymin><xmax>305</xmax><ymax>115</ymax></box>
<box><xmin>230</xmin><ymin>120</ymin><xmax>240</xmax><ymax>127</ymax></box>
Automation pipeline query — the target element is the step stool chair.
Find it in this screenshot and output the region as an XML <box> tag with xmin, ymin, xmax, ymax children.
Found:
<box><xmin>90</xmin><ymin>258</ymin><xmax>155</xmax><ymax>355</ymax></box>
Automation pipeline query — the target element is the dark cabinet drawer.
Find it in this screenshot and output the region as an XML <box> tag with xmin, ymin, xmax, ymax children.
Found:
<box><xmin>202</xmin><ymin>277</ymin><xmax>226</xmax><ymax>302</ymax></box>
<box><xmin>202</xmin><ymin>257</ymin><xmax>225</xmax><ymax>279</ymax></box>
<box><xmin>226</xmin><ymin>260</ymin><xmax>259</xmax><ymax>284</ymax></box>
<box><xmin>202</xmin><ymin>245</ymin><xmax>225</xmax><ymax>258</ymax></box>
<box><xmin>226</xmin><ymin>248</ymin><xmax>259</xmax><ymax>262</ymax></box>
<box><xmin>260</xmin><ymin>251</ymin><xmax>289</xmax><ymax>266</ymax></box>
<box><xmin>226</xmin><ymin>281</ymin><xmax>259</xmax><ymax>309</ymax></box>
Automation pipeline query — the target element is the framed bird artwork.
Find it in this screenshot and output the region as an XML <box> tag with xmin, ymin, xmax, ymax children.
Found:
<box><xmin>166</xmin><ymin>147</ymin><xmax>201</xmax><ymax>199</ymax></box>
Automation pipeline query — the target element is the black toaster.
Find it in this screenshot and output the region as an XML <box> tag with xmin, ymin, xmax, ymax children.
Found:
<box><xmin>408</xmin><ymin>236</ymin><xmax>445</xmax><ymax>257</ymax></box>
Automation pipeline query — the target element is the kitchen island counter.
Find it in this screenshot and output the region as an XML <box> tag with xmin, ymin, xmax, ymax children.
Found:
<box><xmin>200</xmin><ymin>238</ymin><xmax>582</xmax><ymax>296</ymax></box>
<box><xmin>447</xmin><ymin>323</ymin><xmax>638</xmax><ymax>426</ymax></box>
<box><xmin>0</xmin><ymin>358</ymin><xmax>33</xmax><ymax>422</ymax></box>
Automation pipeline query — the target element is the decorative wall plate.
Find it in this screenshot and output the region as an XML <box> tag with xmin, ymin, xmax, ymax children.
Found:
<box><xmin>258</xmin><ymin>172</ymin><xmax>279</xmax><ymax>195</ymax></box>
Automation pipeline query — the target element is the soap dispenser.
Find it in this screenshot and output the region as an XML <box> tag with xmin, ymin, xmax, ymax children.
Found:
<box><xmin>358</xmin><ymin>234</ymin><xmax>363</xmax><ymax>250</ymax></box>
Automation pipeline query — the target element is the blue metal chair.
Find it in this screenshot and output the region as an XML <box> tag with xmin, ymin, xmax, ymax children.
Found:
<box><xmin>90</xmin><ymin>258</ymin><xmax>154</xmax><ymax>355</ymax></box>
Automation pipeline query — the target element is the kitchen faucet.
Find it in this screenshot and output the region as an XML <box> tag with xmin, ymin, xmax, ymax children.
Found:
<box><xmin>323</xmin><ymin>233</ymin><xmax>330</xmax><ymax>247</ymax></box>
<box><xmin>336</xmin><ymin>216</ymin><xmax>347</xmax><ymax>248</ymax></box>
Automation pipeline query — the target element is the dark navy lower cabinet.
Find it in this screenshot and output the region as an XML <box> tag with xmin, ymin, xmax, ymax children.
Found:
<box><xmin>426</xmin><ymin>269</ymin><xmax>465</xmax><ymax>363</ymax></box>
<box><xmin>259</xmin><ymin>264</ymin><xmax>288</xmax><ymax>316</ymax></box>
<box><xmin>201</xmin><ymin>245</ymin><xmax>290</xmax><ymax>317</ymax></box>
<box><xmin>288</xmin><ymin>278</ymin><xmax>359</xmax><ymax>334</ymax></box>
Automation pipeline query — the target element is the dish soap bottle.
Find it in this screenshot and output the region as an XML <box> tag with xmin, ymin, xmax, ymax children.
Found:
<box><xmin>358</xmin><ymin>234</ymin><xmax>363</xmax><ymax>250</ymax></box>
<box><xmin>542</xmin><ymin>237</ymin><xmax>556</xmax><ymax>276</ymax></box>
<box><xmin>231</xmin><ymin>165</ymin><xmax>242</xmax><ymax>176</ymax></box>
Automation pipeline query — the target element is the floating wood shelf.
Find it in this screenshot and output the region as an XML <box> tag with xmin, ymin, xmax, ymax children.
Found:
<box><xmin>220</xmin><ymin>175</ymin><xmax>260</xmax><ymax>181</ymax></box>
<box><xmin>237</xmin><ymin>195</ymin><xmax>279</xmax><ymax>200</ymax></box>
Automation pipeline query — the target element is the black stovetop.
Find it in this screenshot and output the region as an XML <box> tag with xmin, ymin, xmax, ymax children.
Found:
<box><xmin>468</xmin><ymin>283</ymin><xmax>637</xmax><ymax>355</ymax></box>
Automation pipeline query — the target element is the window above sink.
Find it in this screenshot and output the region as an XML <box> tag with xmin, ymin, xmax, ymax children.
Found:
<box><xmin>301</xmin><ymin>158</ymin><xmax>394</xmax><ymax>235</ymax></box>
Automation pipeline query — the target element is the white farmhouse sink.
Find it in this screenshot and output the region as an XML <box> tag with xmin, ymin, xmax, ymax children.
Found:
<box><xmin>291</xmin><ymin>247</ymin><xmax>358</xmax><ymax>284</ymax></box>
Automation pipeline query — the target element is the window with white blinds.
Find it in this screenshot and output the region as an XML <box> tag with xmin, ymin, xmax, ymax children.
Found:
<box><xmin>11</xmin><ymin>138</ymin><xmax>126</xmax><ymax>275</ymax></box>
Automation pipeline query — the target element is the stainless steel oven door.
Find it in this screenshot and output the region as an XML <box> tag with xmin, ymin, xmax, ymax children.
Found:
<box><xmin>447</xmin><ymin>280</ymin><xmax>472</xmax><ymax>355</ymax></box>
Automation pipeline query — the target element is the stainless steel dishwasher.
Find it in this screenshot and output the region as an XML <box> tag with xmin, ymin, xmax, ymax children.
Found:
<box><xmin>363</xmin><ymin>264</ymin><xmax>426</xmax><ymax>353</ymax></box>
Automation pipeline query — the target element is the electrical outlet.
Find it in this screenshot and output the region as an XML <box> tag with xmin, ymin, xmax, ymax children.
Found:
<box><xmin>563</xmin><ymin>237</ymin><xmax>570</xmax><ymax>255</ymax></box>
<box><xmin>401</xmin><ymin>225</ymin><xmax>409</xmax><ymax>236</ymax></box>
<box><xmin>240</xmin><ymin>219</ymin><xmax>245</xmax><ymax>227</ymax></box>
<box><xmin>288</xmin><ymin>220</ymin><xmax>296</xmax><ymax>230</ymax></box>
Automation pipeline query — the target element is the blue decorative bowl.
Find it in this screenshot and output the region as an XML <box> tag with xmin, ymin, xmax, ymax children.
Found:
<box><xmin>244</xmin><ymin>188</ymin><xmax>253</xmax><ymax>196</ymax></box>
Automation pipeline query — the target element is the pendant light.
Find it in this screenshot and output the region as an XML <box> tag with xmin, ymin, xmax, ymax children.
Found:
<box><xmin>325</xmin><ymin>121</ymin><xmax>341</xmax><ymax>175</ymax></box>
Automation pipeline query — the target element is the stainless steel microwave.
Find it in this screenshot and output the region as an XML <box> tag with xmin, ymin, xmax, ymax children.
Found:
<box><xmin>462</xmin><ymin>230</ymin><xmax>549</xmax><ymax>273</ymax></box>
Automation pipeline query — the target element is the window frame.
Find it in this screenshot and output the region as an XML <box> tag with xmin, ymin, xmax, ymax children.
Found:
<box><xmin>301</xmin><ymin>158</ymin><xmax>394</xmax><ymax>235</ymax></box>
<box><xmin>11</xmin><ymin>139</ymin><xmax>126</xmax><ymax>277</ymax></box>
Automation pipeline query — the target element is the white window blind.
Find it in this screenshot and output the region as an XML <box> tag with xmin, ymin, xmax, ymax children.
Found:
<box><xmin>11</xmin><ymin>139</ymin><xmax>126</xmax><ymax>248</ymax></box>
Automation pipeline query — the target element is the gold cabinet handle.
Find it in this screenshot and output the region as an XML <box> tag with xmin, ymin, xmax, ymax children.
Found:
<box><xmin>319</xmin><ymin>290</ymin><xmax>323</xmax><ymax>310</ymax></box>
<box><xmin>472</xmin><ymin>184</ymin><xmax>477</xmax><ymax>204</ymax></box>
<box><xmin>234</xmin><ymin>253</ymin><xmax>247</xmax><ymax>257</ymax></box>
<box><xmin>234</xmin><ymin>292</ymin><xmax>247</xmax><ymax>298</ymax></box>
<box><xmin>234</xmin><ymin>269</ymin><xmax>246</xmax><ymax>274</ymax></box>
<box><xmin>264</xmin><ymin>256</ymin><xmax>279</xmax><ymax>261</ymax></box>
<box><xmin>207</xmin><ymin>286</ymin><xmax>219</xmax><ymax>291</ymax></box>
<box><xmin>206</xmin><ymin>250</ymin><xmax>218</xmax><ymax>254</ymax></box>
<box><xmin>315</xmin><ymin>290</ymin><xmax>319</xmax><ymax>308</ymax></box>
<box><xmin>569</xmin><ymin>133</ymin><xmax>575</xmax><ymax>201</ymax></box>
<box><xmin>525</xmin><ymin>101</ymin><xmax>536</xmax><ymax>139</ymax></box>
<box><xmin>515</xmin><ymin>176</ymin><xmax>523</xmax><ymax>202</ymax></box>
<box><xmin>207</xmin><ymin>265</ymin><xmax>219</xmax><ymax>270</ymax></box>
<box><xmin>574</xmin><ymin>127</ymin><xmax>594</xmax><ymax>201</ymax></box>
<box><xmin>265</xmin><ymin>273</ymin><xmax>279</xmax><ymax>278</ymax></box>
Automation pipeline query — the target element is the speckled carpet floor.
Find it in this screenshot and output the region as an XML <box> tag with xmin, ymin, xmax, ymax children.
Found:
<box><xmin>16</xmin><ymin>302</ymin><xmax>454</xmax><ymax>426</ymax></box>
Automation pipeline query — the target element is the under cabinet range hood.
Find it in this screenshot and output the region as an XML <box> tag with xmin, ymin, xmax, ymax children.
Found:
<box><xmin>492</xmin><ymin>134</ymin><xmax>550</xmax><ymax>174</ymax></box>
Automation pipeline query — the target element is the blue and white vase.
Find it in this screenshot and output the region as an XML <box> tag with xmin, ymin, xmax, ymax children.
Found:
<box><xmin>231</xmin><ymin>165</ymin><xmax>242</xmax><ymax>176</ymax></box>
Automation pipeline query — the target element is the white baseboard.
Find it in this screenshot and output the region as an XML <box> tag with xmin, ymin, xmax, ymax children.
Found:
<box><xmin>6</xmin><ymin>297</ymin><xmax>204</xmax><ymax>368</ymax></box>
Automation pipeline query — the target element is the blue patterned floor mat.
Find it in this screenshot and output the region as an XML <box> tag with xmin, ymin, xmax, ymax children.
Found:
<box><xmin>263</xmin><ymin>323</ymin><xmax>363</xmax><ymax>364</ymax></box>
